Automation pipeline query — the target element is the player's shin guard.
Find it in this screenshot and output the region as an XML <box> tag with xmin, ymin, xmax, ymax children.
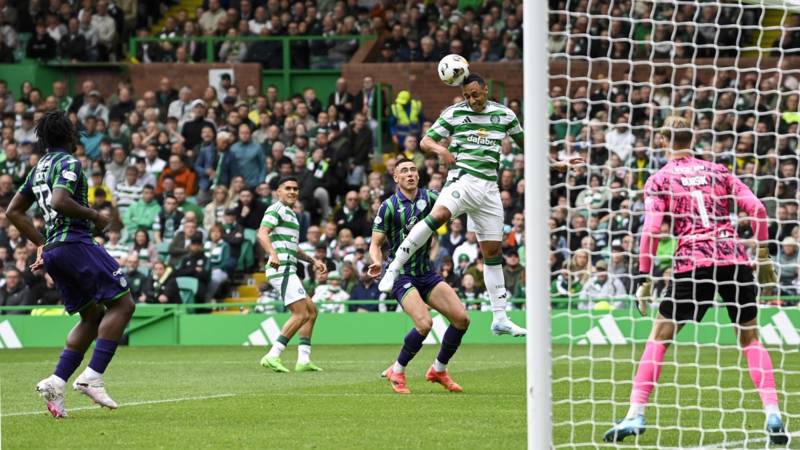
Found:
<box><xmin>627</xmin><ymin>340</ymin><xmax>667</xmax><ymax>419</ymax></box>
<box><xmin>87</xmin><ymin>339</ymin><xmax>118</xmax><ymax>375</ymax></box>
<box><xmin>484</xmin><ymin>257</ymin><xmax>509</xmax><ymax>321</ymax></box>
<box><xmin>388</xmin><ymin>217</ymin><xmax>438</xmax><ymax>271</ymax></box>
<box><xmin>54</xmin><ymin>348</ymin><xmax>84</xmax><ymax>383</ymax></box>
<box><xmin>743</xmin><ymin>341</ymin><xmax>780</xmax><ymax>415</ymax></box>
<box><xmin>434</xmin><ymin>325</ymin><xmax>466</xmax><ymax>371</ymax></box>
<box><xmin>395</xmin><ymin>328</ymin><xmax>427</xmax><ymax>373</ymax></box>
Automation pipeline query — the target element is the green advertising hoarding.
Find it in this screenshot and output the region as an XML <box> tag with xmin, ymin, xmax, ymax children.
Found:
<box><xmin>0</xmin><ymin>308</ymin><xmax>797</xmax><ymax>349</ymax></box>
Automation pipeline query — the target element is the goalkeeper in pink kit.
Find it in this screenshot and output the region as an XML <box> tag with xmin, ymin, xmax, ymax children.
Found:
<box><xmin>604</xmin><ymin>117</ymin><xmax>788</xmax><ymax>444</ymax></box>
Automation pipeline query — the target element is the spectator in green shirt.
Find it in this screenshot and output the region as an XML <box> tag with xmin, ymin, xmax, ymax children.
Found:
<box><xmin>123</xmin><ymin>185</ymin><xmax>161</xmax><ymax>232</ymax></box>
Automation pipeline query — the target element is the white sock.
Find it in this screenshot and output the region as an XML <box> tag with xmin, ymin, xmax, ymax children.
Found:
<box><xmin>393</xmin><ymin>361</ymin><xmax>406</xmax><ymax>374</ymax></box>
<box><xmin>484</xmin><ymin>263</ymin><xmax>509</xmax><ymax>321</ymax></box>
<box><xmin>433</xmin><ymin>359</ymin><xmax>447</xmax><ymax>372</ymax></box>
<box><xmin>82</xmin><ymin>367</ymin><xmax>102</xmax><ymax>379</ymax></box>
<box><xmin>266</xmin><ymin>342</ymin><xmax>286</xmax><ymax>358</ymax></box>
<box><xmin>297</xmin><ymin>344</ymin><xmax>311</xmax><ymax>364</ymax></box>
<box><xmin>625</xmin><ymin>403</ymin><xmax>646</xmax><ymax>419</ymax></box>
<box><xmin>765</xmin><ymin>404</ymin><xmax>781</xmax><ymax>417</ymax></box>
<box><xmin>388</xmin><ymin>220</ymin><xmax>436</xmax><ymax>271</ymax></box>
<box><xmin>51</xmin><ymin>375</ymin><xmax>67</xmax><ymax>386</ymax></box>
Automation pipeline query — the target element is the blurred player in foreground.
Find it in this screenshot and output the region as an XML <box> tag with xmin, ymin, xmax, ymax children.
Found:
<box><xmin>369</xmin><ymin>157</ymin><xmax>470</xmax><ymax>394</ymax></box>
<box><xmin>7</xmin><ymin>111</ymin><xmax>135</xmax><ymax>417</ymax></box>
<box><xmin>258</xmin><ymin>176</ymin><xmax>328</xmax><ymax>373</ymax></box>
<box><xmin>604</xmin><ymin>116</ymin><xmax>787</xmax><ymax>445</ymax></box>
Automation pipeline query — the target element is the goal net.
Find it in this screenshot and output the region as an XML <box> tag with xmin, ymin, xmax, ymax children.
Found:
<box><xmin>546</xmin><ymin>0</ymin><xmax>800</xmax><ymax>447</ymax></box>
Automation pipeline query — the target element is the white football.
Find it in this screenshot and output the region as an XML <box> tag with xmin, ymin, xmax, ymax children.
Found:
<box><xmin>438</xmin><ymin>54</ymin><xmax>470</xmax><ymax>87</ymax></box>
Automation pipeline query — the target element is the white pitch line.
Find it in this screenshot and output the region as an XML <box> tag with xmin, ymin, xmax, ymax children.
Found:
<box><xmin>2</xmin><ymin>393</ymin><xmax>236</xmax><ymax>417</ymax></box>
<box><xmin>667</xmin><ymin>430</ymin><xmax>800</xmax><ymax>450</ymax></box>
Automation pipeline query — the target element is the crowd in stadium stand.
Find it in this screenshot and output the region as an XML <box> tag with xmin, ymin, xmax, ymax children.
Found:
<box><xmin>0</xmin><ymin>0</ymin><xmax>524</xmax><ymax>65</ymax></box>
<box><xmin>0</xmin><ymin>71</ymin><xmax>526</xmax><ymax>314</ymax></box>
<box><xmin>0</xmin><ymin>1</ymin><xmax>533</xmax><ymax>314</ymax></box>
<box><xmin>548</xmin><ymin>0</ymin><xmax>800</xmax><ymax>307</ymax></box>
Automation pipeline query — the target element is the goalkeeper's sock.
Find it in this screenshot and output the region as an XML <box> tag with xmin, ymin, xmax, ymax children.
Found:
<box><xmin>484</xmin><ymin>257</ymin><xmax>509</xmax><ymax>321</ymax></box>
<box><xmin>387</xmin><ymin>217</ymin><xmax>438</xmax><ymax>272</ymax></box>
<box><xmin>435</xmin><ymin>325</ymin><xmax>467</xmax><ymax>370</ymax></box>
<box><xmin>743</xmin><ymin>341</ymin><xmax>780</xmax><ymax>415</ymax></box>
<box><xmin>395</xmin><ymin>328</ymin><xmax>427</xmax><ymax>371</ymax></box>
<box><xmin>297</xmin><ymin>337</ymin><xmax>311</xmax><ymax>364</ymax></box>
<box><xmin>628</xmin><ymin>340</ymin><xmax>667</xmax><ymax>418</ymax></box>
<box><xmin>267</xmin><ymin>335</ymin><xmax>289</xmax><ymax>358</ymax></box>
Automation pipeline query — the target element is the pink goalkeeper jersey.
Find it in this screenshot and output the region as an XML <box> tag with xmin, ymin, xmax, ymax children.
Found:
<box><xmin>639</xmin><ymin>156</ymin><xmax>768</xmax><ymax>274</ymax></box>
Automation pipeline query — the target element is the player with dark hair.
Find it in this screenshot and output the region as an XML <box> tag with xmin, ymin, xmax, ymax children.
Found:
<box><xmin>370</xmin><ymin>157</ymin><xmax>470</xmax><ymax>394</ymax></box>
<box><xmin>258</xmin><ymin>176</ymin><xmax>329</xmax><ymax>373</ymax></box>
<box><xmin>6</xmin><ymin>111</ymin><xmax>136</xmax><ymax>418</ymax></box>
<box><xmin>603</xmin><ymin>116</ymin><xmax>787</xmax><ymax>444</ymax></box>
<box><xmin>378</xmin><ymin>73</ymin><xmax>527</xmax><ymax>336</ymax></box>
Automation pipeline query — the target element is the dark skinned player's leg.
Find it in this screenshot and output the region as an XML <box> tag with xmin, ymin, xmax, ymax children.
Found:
<box><xmin>295</xmin><ymin>300</ymin><xmax>321</xmax><ymax>370</ymax></box>
<box><xmin>80</xmin><ymin>293</ymin><xmax>135</xmax><ymax>380</ymax></box>
<box><xmin>53</xmin><ymin>304</ymin><xmax>105</xmax><ymax>384</ymax></box>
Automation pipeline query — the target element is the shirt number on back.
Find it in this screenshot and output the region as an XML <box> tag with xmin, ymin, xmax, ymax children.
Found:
<box><xmin>32</xmin><ymin>184</ymin><xmax>57</xmax><ymax>222</ymax></box>
<box><xmin>690</xmin><ymin>190</ymin><xmax>711</xmax><ymax>228</ymax></box>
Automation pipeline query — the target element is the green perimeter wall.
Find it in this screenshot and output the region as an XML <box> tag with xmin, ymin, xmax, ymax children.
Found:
<box><xmin>0</xmin><ymin>64</ymin><xmax>63</xmax><ymax>97</ymax></box>
<box><xmin>261</xmin><ymin>70</ymin><xmax>339</xmax><ymax>100</ymax></box>
<box><xmin>1</xmin><ymin>308</ymin><xmax>799</xmax><ymax>349</ymax></box>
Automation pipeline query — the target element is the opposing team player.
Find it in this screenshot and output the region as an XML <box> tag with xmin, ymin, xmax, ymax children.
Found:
<box><xmin>258</xmin><ymin>176</ymin><xmax>328</xmax><ymax>373</ymax></box>
<box><xmin>604</xmin><ymin>117</ymin><xmax>787</xmax><ymax>444</ymax></box>
<box><xmin>369</xmin><ymin>157</ymin><xmax>470</xmax><ymax>394</ymax></box>
<box><xmin>378</xmin><ymin>74</ymin><xmax>525</xmax><ymax>336</ymax></box>
<box><xmin>6</xmin><ymin>111</ymin><xmax>136</xmax><ymax>417</ymax></box>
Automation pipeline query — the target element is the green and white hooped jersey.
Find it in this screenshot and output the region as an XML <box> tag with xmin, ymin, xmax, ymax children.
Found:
<box><xmin>261</xmin><ymin>201</ymin><xmax>300</xmax><ymax>280</ymax></box>
<box><xmin>426</xmin><ymin>100</ymin><xmax>523</xmax><ymax>183</ymax></box>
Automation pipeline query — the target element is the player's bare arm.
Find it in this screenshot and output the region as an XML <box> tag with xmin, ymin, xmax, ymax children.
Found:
<box><xmin>7</xmin><ymin>192</ymin><xmax>46</xmax><ymax>247</ymax></box>
<box><xmin>7</xmin><ymin>192</ymin><xmax>46</xmax><ymax>270</ymax></box>
<box><xmin>420</xmin><ymin>135</ymin><xmax>455</xmax><ymax>166</ymax></box>
<box><xmin>367</xmin><ymin>230</ymin><xmax>386</xmax><ymax>279</ymax></box>
<box><xmin>51</xmin><ymin>188</ymin><xmax>110</xmax><ymax>230</ymax></box>
<box><xmin>256</xmin><ymin>225</ymin><xmax>280</xmax><ymax>269</ymax></box>
<box><xmin>297</xmin><ymin>247</ymin><xmax>326</xmax><ymax>275</ymax></box>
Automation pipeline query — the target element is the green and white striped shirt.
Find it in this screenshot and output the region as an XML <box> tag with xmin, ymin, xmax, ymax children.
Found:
<box><xmin>261</xmin><ymin>201</ymin><xmax>300</xmax><ymax>279</ymax></box>
<box><xmin>426</xmin><ymin>100</ymin><xmax>523</xmax><ymax>183</ymax></box>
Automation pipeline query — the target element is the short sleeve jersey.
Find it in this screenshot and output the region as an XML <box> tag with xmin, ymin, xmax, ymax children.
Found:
<box><xmin>426</xmin><ymin>100</ymin><xmax>523</xmax><ymax>183</ymax></box>
<box><xmin>260</xmin><ymin>200</ymin><xmax>300</xmax><ymax>279</ymax></box>
<box><xmin>373</xmin><ymin>188</ymin><xmax>438</xmax><ymax>276</ymax></box>
<box><xmin>18</xmin><ymin>148</ymin><xmax>93</xmax><ymax>246</ymax></box>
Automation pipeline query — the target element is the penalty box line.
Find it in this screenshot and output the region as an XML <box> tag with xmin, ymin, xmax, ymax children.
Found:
<box><xmin>2</xmin><ymin>393</ymin><xmax>236</xmax><ymax>417</ymax></box>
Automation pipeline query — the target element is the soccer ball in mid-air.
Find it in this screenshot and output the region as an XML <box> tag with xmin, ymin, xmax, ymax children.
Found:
<box><xmin>438</xmin><ymin>54</ymin><xmax>470</xmax><ymax>86</ymax></box>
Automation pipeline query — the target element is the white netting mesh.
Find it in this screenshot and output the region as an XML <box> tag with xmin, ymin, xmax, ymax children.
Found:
<box><xmin>547</xmin><ymin>0</ymin><xmax>800</xmax><ymax>447</ymax></box>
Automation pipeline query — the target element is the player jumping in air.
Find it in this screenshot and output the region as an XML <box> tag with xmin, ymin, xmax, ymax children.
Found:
<box><xmin>6</xmin><ymin>111</ymin><xmax>136</xmax><ymax>418</ymax></box>
<box><xmin>378</xmin><ymin>73</ymin><xmax>527</xmax><ymax>336</ymax></box>
<box><xmin>603</xmin><ymin>117</ymin><xmax>788</xmax><ymax>444</ymax></box>
<box><xmin>258</xmin><ymin>176</ymin><xmax>328</xmax><ymax>373</ymax></box>
<box><xmin>369</xmin><ymin>157</ymin><xmax>470</xmax><ymax>394</ymax></box>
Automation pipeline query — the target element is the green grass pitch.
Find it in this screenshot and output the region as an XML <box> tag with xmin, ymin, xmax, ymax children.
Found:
<box><xmin>1</xmin><ymin>345</ymin><xmax>526</xmax><ymax>449</ymax></box>
<box><xmin>2</xmin><ymin>344</ymin><xmax>798</xmax><ymax>448</ymax></box>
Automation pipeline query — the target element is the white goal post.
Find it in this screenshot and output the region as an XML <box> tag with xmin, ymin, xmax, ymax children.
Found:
<box><xmin>528</xmin><ymin>0</ymin><xmax>800</xmax><ymax>448</ymax></box>
<box><xmin>524</xmin><ymin>0</ymin><xmax>552</xmax><ymax>449</ymax></box>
